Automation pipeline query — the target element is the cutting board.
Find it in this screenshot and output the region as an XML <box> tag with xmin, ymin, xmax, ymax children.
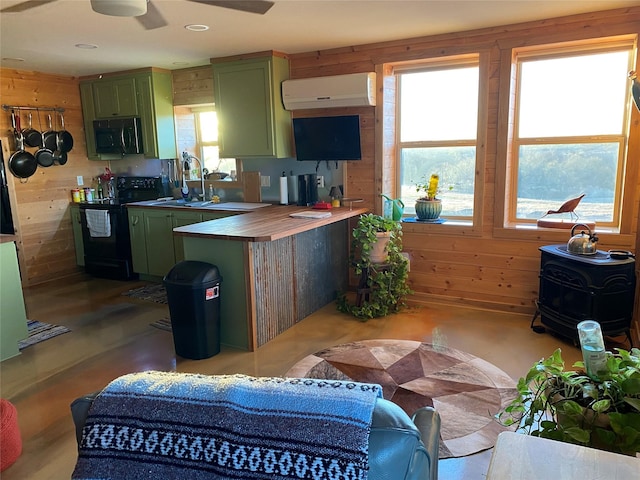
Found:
<box><xmin>242</xmin><ymin>171</ymin><xmax>262</xmax><ymax>203</ymax></box>
<box><xmin>289</xmin><ymin>211</ymin><xmax>332</xmax><ymax>219</ymax></box>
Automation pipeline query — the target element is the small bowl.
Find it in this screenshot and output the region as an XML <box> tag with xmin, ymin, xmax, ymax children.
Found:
<box><xmin>204</xmin><ymin>172</ymin><xmax>229</xmax><ymax>180</ymax></box>
<box><xmin>608</xmin><ymin>249</ymin><xmax>634</xmax><ymax>260</ymax></box>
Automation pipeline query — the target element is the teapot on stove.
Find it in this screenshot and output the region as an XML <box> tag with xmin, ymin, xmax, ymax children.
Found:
<box><xmin>567</xmin><ymin>223</ymin><xmax>599</xmax><ymax>255</ymax></box>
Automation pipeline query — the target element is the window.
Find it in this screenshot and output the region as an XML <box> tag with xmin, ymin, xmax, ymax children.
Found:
<box><xmin>396</xmin><ymin>57</ymin><xmax>480</xmax><ymax>219</ymax></box>
<box><xmin>508</xmin><ymin>39</ymin><xmax>635</xmax><ymax>227</ymax></box>
<box><xmin>193</xmin><ymin>108</ymin><xmax>237</xmax><ymax>177</ymax></box>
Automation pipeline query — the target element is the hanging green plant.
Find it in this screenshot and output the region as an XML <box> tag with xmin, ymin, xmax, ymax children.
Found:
<box><xmin>337</xmin><ymin>214</ymin><xmax>412</xmax><ymax>320</ymax></box>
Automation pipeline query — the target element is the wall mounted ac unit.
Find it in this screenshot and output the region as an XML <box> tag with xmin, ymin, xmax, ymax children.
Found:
<box><xmin>282</xmin><ymin>72</ymin><xmax>376</xmax><ymax>110</ymax></box>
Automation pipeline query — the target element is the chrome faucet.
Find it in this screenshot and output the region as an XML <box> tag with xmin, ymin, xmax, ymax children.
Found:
<box><xmin>181</xmin><ymin>152</ymin><xmax>205</xmax><ymax>200</ymax></box>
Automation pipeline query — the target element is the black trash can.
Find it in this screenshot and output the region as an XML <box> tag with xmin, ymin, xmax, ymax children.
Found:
<box><xmin>163</xmin><ymin>260</ymin><xmax>222</xmax><ymax>359</ymax></box>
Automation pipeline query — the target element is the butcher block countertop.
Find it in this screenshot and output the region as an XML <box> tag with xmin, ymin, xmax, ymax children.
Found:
<box><xmin>173</xmin><ymin>205</ymin><xmax>368</xmax><ymax>242</ymax></box>
<box><xmin>0</xmin><ymin>234</ymin><xmax>18</xmax><ymax>244</ymax></box>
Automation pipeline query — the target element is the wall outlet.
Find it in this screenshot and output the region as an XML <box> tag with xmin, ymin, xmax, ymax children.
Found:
<box><xmin>317</xmin><ymin>175</ymin><xmax>325</xmax><ymax>188</ymax></box>
<box><xmin>77</xmin><ymin>176</ymin><xmax>84</xmax><ymax>186</ymax></box>
<box><xmin>260</xmin><ymin>175</ymin><xmax>271</xmax><ymax>187</ymax></box>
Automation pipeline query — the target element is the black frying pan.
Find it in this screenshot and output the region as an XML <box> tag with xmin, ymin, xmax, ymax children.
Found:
<box><xmin>35</xmin><ymin>114</ymin><xmax>54</xmax><ymax>167</ymax></box>
<box><xmin>56</xmin><ymin>112</ymin><xmax>73</xmax><ymax>153</ymax></box>
<box><xmin>43</xmin><ymin>114</ymin><xmax>57</xmax><ymax>152</ymax></box>
<box><xmin>22</xmin><ymin>112</ymin><xmax>42</xmax><ymax>148</ymax></box>
<box><xmin>8</xmin><ymin>113</ymin><xmax>37</xmax><ymax>180</ymax></box>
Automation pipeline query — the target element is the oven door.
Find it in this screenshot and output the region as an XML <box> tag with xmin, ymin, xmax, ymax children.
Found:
<box><xmin>79</xmin><ymin>204</ymin><xmax>136</xmax><ymax>280</ymax></box>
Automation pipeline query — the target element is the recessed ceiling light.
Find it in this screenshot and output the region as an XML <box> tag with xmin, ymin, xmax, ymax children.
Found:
<box><xmin>185</xmin><ymin>24</ymin><xmax>209</xmax><ymax>32</ymax></box>
<box><xmin>2</xmin><ymin>57</ymin><xmax>25</xmax><ymax>63</ymax></box>
<box><xmin>75</xmin><ymin>44</ymin><xmax>99</xmax><ymax>49</ymax></box>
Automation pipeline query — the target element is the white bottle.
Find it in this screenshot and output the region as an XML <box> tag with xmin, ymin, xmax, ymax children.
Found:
<box><xmin>577</xmin><ymin>320</ymin><xmax>607</xmax><ymax>379</ymax></box>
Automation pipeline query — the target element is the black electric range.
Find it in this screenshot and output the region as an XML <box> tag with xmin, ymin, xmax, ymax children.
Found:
<box><xmin>79</xmin><ymin>176</ymin><xmax>171</xmax><ymax>280</ymax></box>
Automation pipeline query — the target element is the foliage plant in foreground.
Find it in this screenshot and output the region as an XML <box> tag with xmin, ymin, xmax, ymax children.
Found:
<box><xmin>496</xmin><ymin>347</ymin><xmax>640</xmax><ymax>456</ymax></box>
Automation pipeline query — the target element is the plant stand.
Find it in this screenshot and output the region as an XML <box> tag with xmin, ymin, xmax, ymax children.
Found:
<box><xmin>355</xmin><ymin>263</ymin><xmax>391</xmax><ymax>306</ymax></box>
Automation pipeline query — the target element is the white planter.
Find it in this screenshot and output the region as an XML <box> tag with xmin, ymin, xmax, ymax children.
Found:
<box><xmin>370</xmin><ymin>231</ymin><xmax>392</xmax><ymax>263</ymax></box>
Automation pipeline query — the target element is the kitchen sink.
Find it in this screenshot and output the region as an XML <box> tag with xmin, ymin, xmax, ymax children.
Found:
<box><xmin>148</xmin><ymin>199</ymin><xmax>212</xmax><ymax>207</ymax></box>
<box><xmin>145</xmin><ymin>199</ymin><xmax>272</xmax><ymax>211</ymax></box>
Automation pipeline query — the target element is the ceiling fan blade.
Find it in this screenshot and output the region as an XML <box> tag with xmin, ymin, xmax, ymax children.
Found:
<box><xmin>0</xmin><ymin>0</ymin><xmax>57</xmax><ymax>13</ymax></box>
<box><xmin>188</xmin><ymin>0</ymin><xmax>274</xmax><ymax>15</ymax></box>
<box><xmin>136</xmin><ymin>0</ymin><xmax>168</xmax><ymax>30</ymax></box>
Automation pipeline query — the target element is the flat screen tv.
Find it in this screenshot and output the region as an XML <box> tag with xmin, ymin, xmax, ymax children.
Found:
<box><xmin>293</xmin><ymin>115</ymin><xmax>361</xmax><ymax>161</ymax></box>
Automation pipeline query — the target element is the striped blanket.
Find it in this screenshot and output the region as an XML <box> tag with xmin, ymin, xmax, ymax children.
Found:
<box><xmin>72</xmin><ymin>371</ymin><xmax>382</xmax><ymax>480</ymax></box>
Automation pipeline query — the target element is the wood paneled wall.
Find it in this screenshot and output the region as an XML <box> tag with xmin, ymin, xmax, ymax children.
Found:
<box><xmin>172</xmin><ymin>66</ymin><xmax>214</xmax><ymax>106</ymax></box>
<box><xmin>288</xmin><ymin>3</ymin><xmax>640</xmax><ymax>341</ymax></box>
<box><xmin>1</xmin><ymin>8</ymin><xmax>639</xmax><ymax>342</ymax></box>
<box><xmin>0</xmin><ymin>69</ymin><xmax>108</xmax><ymax>287</ymax></box>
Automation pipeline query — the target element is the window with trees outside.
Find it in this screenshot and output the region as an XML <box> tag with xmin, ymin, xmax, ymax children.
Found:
<box><xmin>194</xmin><ymin>108</ymin><xmax>237</xmax><ymax>177</ymax></box>
<box><xmin>396</xmin><ymin>57</ymin><xmax>480</xmax><ymax>220</ymax></box>
<box><xmin>508</xmin><ymin>39</ymin><xmax>636</xmax><ymax>227</ymax></box>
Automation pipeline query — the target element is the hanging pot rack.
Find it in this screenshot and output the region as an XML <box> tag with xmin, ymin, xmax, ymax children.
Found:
<box><xmin>2</xmin><ymin>105</ymin><xmax>65</xmax><ymax>113</ymax></box>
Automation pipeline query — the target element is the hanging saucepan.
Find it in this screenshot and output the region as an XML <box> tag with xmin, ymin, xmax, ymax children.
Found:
<box><xmin>8</xmin><ymin>114</ymin><xmax>37</xmax><ymax>180</ymax></box>
<box><xmin>35</xmin><ymin>114</ymin><xmax>54</xmax><ymax>167</ymax></box>
<box><xmin>56</xmin><ymin>112</ymin><xmax>73</xmax><ymax>153</ymax></box>
<box><xmin>53</xmin><ymin>149</ymin><xmax>68</xmax><ymax>165</ymax></box>
<box><xmin>22</xmin><ymin>112</ymin><xmax>42</xmax><ymax>148</ymax></box>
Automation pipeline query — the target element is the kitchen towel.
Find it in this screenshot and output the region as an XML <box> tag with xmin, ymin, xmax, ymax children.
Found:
<box><xmin>85</xmin><ymin>210</ymin><xmax>111</xmax><ymax>238</ymax></box>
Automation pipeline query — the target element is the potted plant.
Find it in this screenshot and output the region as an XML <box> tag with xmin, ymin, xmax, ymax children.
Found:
<box><xmin>415</xmin><ymin>174</ymin><xmax>442</xmax><ymax>220</ymax></box>
<box><xmin>496</xmin><ymin>347</ymin><xmax>640</xmax><ymax>456</ymax></box>
<box><xmin>337</xmin><ymin>214</ymin><xmax>412</xmax><ymax>320</ymax></box>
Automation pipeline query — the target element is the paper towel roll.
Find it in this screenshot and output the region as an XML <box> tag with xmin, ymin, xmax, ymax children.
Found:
<box><xmin>279</xmin><ymin>176</ymin><xmax>288</xmax><ymax>204</ymax></box>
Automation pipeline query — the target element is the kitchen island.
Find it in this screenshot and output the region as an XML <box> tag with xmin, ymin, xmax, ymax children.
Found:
<box><xmin>172</xmin><ymin>205</ymin><xmax>367</xmax><ymax>351</ymax></box>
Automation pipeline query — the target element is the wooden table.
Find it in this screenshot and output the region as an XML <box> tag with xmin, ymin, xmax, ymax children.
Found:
<box><xmin>486</xmin><ymin>431</ymin><xmax>640</xmax><ymax>479</ymax></box>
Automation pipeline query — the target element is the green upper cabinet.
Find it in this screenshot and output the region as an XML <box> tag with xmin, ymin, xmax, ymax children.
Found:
<box><xmin>80</xmin><ymin>68</ymin><xmax>177</xmax><ymax>160</ymax></box>
<box><xmin>213</xmin><ymin>53</ymin><xmax>292</xmax><ymax>159</ymax></box>
<box><xmin>133</xmin><ymin>71</ymin><xmax>177</xmax><ymax>160</ymax></box>
<box><xmin>79</xmin><ymin>83</ymin><xmax>98</xmax><ymax>160</ymax></box>
<box><xmin>93</xmin><ymin>77</ymin><xmax>138</xmax><ymax>118</ymax></box>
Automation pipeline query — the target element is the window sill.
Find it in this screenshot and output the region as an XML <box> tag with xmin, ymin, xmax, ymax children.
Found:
<box><xmin>493</xmin><ymin>223</ymin><xmax>634</xmax><ymax>245</ymax></box>
<box><xmin>400</xmin><ymin>217</ymin><xmax>480</xmax><ymax>236</ymax></box>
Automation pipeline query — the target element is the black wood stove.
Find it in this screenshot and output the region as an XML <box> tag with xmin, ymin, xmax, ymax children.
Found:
<box><xmin>531</xmin><ymin>244</ymin><xmax>636</xmax><ymax>346</ymax></box>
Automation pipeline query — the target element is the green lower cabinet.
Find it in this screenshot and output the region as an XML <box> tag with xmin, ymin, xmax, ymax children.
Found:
<box><xmin>128</xmin><ymin>208</ymin><xmax>230</xmax><ymax>278</ymax></box>
<box><xmin>172</xmin><ymin>211</ymin><xmax>203</xmax><ymax>263</ymax></box>
<box><xmin>70</xmin><ymin>205</ymin><xmax>85</xmax><ymax>266</ymax></box>
<box><xmin>128</xmin><ymin>208</ymin><xmax>148</xmax><ymax>274</ymax></box>
<box><xmin>143</xmin><ymin>209</ymin><xmax>178</xmax><ymax>277</ymax></box>
<box><xmin>1</xmin><ymin>241</ymin><xmax>28</xmax><ymax>361</ymax></box>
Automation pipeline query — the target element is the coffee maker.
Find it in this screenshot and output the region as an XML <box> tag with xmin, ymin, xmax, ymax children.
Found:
<box><xmin>297</xmin><ymin>174</ymin><xmax>318</xmax><ymax>206</ymax></box>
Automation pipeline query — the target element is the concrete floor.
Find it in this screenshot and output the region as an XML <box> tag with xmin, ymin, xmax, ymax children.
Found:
<box><xmin>0</xmin><ymin>274</ymin><xmax>585</xmax><ymax>479</ymax></box>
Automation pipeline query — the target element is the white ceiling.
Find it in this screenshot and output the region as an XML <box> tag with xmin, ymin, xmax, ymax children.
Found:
<box><xmin>1</xmin><ymin>0</ymin><xmax>638</xmax><ymax>77</ymax></box>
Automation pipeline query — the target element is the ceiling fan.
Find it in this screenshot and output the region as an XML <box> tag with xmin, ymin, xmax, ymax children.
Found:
<box><xmin>1</xmin><ymin>0</ymin><xmax>275</xmax><ymax>30</ymax></box>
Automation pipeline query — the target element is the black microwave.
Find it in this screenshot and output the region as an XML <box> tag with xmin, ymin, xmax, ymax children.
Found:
<box><xmin>93</xmin><ymin>117</ymin><xmax>143</xmax><ymax>155</ymax></box>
